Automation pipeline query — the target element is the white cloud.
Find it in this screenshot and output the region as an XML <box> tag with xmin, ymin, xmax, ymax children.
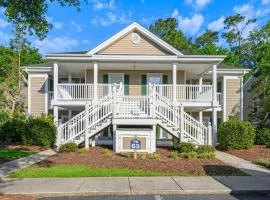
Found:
<box><xmin>255</xmin><ymin>8</ymin><xmax>270</xmax><ymax>17</ymax></box>
<box><xmin>0</xmin><ymin>17</ymin><xmax>8</xmax><ymax>28</ymax></box>
<box><xmin>46</xmin><ymin>16</ymin><xmax>63</xmax><ymax>30</ymax></box>
<box><xmin>172</xmin><ymin>9</ymin><xmax>204</xmax><ymax>36</ymax></box>
<box><xmin>91</xmin><ymin>11</ymin><xmax>132</xmax><ymax>26</ymax></box>
<box><xmin>33</xmin><ymin>36</ymin><xmax>79</xmax><ymax>54</ymax></box>
<box><xmin>185</xmin><ymin>0</ymin><xmax>212</xmax><ymax>9</ymax></box>
<box><xmin>70</xmin><ymin>21</ymin><xmax>82</xmax><ymax>32</ymax></box>
<box><xmin>233</xmin><ymin>4</ymin><xmax>253</xmax><ymax>16</ymax></box>
<box><xmin>261</xmin><ymin>0</ymin><xmax>270</xmax><ymax>5</ymax></box>
<box><xmin>207</xmin><ymin>16</ymin><xmax>225</xmax><ymax>31</ymax></box>
<box><xmin>92</xmin><ymin>0</ymin><xmax>115</xmax><ymax>10</ymax></box>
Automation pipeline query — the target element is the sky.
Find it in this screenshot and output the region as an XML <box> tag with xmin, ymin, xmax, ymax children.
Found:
<box><xmin>0</xmin><ymin>0</ymin><xmax>269</xmax><ymax>55</ymax></box>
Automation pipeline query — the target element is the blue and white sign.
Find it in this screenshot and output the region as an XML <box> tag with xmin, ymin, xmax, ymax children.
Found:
<box><xmin>131</xmin><ymin>139</ymin><xmax>141</xmax><ymax>150</ymax></box>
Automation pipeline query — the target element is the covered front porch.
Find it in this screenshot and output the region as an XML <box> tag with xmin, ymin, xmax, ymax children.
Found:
<box><xmin>51</xmin><ymin>59</ymin><xmax>221</xmax><ymax>108</ymax></box>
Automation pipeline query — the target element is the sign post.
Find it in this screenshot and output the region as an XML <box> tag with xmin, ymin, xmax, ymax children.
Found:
<box><xmin>130</xmin><ymin>136</ymin><xmax>141</xmax><ymax>160</ymax></box>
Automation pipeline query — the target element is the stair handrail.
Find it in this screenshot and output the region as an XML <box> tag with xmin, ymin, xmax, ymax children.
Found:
<box><xmin>58</xmin><ymin>83</ymin><xmax>122</xmax><ymax>145</ymax></box>
<box><xmin>150</xmin><ymin>84</ymin><xmax>208</xmax><ymax>145</ymax></box>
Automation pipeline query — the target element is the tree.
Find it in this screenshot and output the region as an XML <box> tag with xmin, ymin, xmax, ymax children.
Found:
<box><xmin>0</xmin><ymin>0</ymin><xmax>84</xmax><ymax>39</ymax></box>
<box><xmin>248</xmin><ymin>21</ymin><xmax>270</xmax><ymax>126</ymax></box>
<box><xmin>0</xmin><ymin>38</ymin><xmax>43</xmax><ymax>113</ymax></box>
<box><xmin>195</xmin><ymin>30</ymin><xmax>228</xmax><ymax>55</ymax></box>
<box><xmin>222</xmin><ymin>14</ymin><xmax>256</xmax><ymax>66</ymax></box>
<box><xmin>195</xmin><ymin>30</ymin><xmax>219</xmax><ymax>48</ymax></box>
<box><xmin>149</xmin><ymin>18</ymin><xmax>197</xmax><ymax>54</ymax></box>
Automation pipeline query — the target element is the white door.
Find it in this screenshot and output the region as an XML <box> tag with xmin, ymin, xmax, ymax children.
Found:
<box><xmin>109</xmin><ymin>73</ymin><xmax>124</xmax><ymax>84</ymax></box>
<box><xmin>147</xmin><ymin>73</ymin><xmax>162</xmax><ymax>85</ymax></box>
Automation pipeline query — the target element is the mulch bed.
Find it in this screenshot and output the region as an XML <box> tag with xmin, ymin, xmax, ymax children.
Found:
<box><xmin>34</xmin><ymin>147</ymin><xmax>244</xmax><ymax>176</ymax></box>
<box><xmin>3</xmin><ymin>145</ymin><xmax>48</xmax><ymax>152</ymax></box>
<box><xmin>225</xmin><ymin>145</ymin><xmax>270</xmax><ymax>166</ymax></box>
<box><xmin>0</xmin><ymin>195</ymin><xmax>35</xmax><ymax>200</ymax></box>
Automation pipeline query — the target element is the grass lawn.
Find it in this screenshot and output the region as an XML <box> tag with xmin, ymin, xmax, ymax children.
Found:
<box><xmin>9</xmin><ymin>165</ymin><xmax>198</xmax><ymax>178</ymax></box>
<box><xmin>0</xmin><ymin>149</ymin><xmax>36</xmax><ymax>159</ymax></box>
<box><xmin>8</xmin><ymin>165</ymin><xmax>246</xmax><ymax>178</ymax></box>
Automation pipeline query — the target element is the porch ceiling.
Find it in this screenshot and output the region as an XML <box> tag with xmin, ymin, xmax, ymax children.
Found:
<box><xmin>57</xmin><ymin>61</ymin><xmax>212</xmax><ymax>77</ymax></box>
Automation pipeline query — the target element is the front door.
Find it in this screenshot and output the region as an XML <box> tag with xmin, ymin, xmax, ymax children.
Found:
<box><xmin>109</xmin><ymin>73</ymin><xmax>124</xmax><ymax>84</ymax></box>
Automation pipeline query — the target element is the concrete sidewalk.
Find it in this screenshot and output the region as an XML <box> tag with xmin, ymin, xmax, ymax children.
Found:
<box><xmin>1</xmin><ymin>176</ymin><xmax>270</xmax><ymax>197</ymax></box>
<box><xmin>216</xmin><ymin>151</ymin><xmax>270</xmax><ymax>176</ymax></box>
<box><xmin>0</xmin><ymin>149</ymin><xmax>56</xmax><ymax>177</ymax></box>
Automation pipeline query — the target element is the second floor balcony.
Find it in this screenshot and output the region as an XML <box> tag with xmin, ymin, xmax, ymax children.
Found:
<box><xmin>50</xmin><ymin>83</ymin><xmax>222</xmax><ymax>107</ymax></box>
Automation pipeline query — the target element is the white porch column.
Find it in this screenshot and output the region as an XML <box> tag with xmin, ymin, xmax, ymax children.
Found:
<box><xmin>68</xmin><ymin>110</ymin><xmax>72</xmax><ymax>120</ymax></box>
<box><xmin>85</xmin><ymin>103</ymin><xmax>89</xmax><ymax>149</ymax></box>
<box><xmin>172</xmin><ymin>63</ymin><xmax>177</xmax><ymax>103</ymax></box>
<box><xmin>53</xmin><ymin>62</ymin><xmax>58</xmax><ymax>101</ymax></box>
<box><xmin>68</xmin><ymin>73</ymin><xmax>72</xmax><ymax>83</ymax></box>
<box><xmin>240</xmin><ymin>76</ymin><xmax>243</xmax><ymax>120</ymax></box>
<box><xmin>199</xmin><ymin>111</ymin><xmax>203</xmax><ymax>124</ymax></box>
<box><xmin>54</xmin><ymin>105</ymin><xmax>61</xmax><ymax>147</ymax></box>
<box><xmin>212</xmin><ymin>64</ymin><xmax>217</xmax><ymax>145</ymax></box>
<box><xmin>212</xmin><ymin>64</ymin><xmax>217</xmax><ymax>104</ymax></box>
<box><xmin>93</xmin><ymin>62</ymin><xmax>98</xmax><ymax>100</ymax></box>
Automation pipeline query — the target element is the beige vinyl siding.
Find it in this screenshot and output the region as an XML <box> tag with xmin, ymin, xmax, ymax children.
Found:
<box><xmin>226</xmin><ymin>79</ymin><xmax>241</xmax><ymax>118</ymax></box>
<box><xmin>29</xmin><ymin>76</ymin><xmax>47</xmax><ymax>116</ymax></box>
<box><xmin>98</xmin><ymin>31</ymin><xmax>172</xmax><ymax>55</ymax></box>
<box><xmin>88</xmin><ymin>70</ymin><xmax>185</xmax><ymax>96</ymax></box>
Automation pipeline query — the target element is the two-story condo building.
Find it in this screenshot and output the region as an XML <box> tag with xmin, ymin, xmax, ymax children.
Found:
<box><xmin>23</xmin><ymin>22</ymin><xmax>249</xmax><ymax>153</ymax></box>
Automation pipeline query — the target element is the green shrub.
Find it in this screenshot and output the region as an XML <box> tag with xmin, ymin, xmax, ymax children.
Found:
<box><xmin>197</xmin><ymin>145</ymin><xmax>215</xmax><ymax>154</ymax></box>
<box><xmin>24</xmin><ymin>115</ymin><xmax>56</xmax><ymax>147</ymax></box>
<box><xmin>147</xmin><ymin>153</ymin><xmax>160</xmax><ymax>160</ymax></box>
<box><xmin>0</xmin><ymin>114</ymin><xmax>27</xmax><ymax>144</ymax></box>
<box><xmin>257</xmin><ymin>158</ymin><xmax>270</xmax><ymax>168</ymax></box>
<box><xmin>218</xmin><ymin>118</ymin><xmax>255</xmax><ymax>150</ymax></box>
<box><xmin>168</xmin><ymin>151</ymin><xmax>178</xmax><ymax>159</ymax></box>
<box><xmin>59</xmin><ymin>142</ymin><xmax>77</xmax><ymax>152</ymax></box>
<box><xmin>78</xmin><ymin>148</ymin><xmax>88</xmax><ymax>154</ymax></box>
<box><xmin>0</xmin><ymin>110</ymin><xmax>9</xmax><ymax>124</ymax></box>
<box><xmin>180</xmin><ymin>151</ymin><xmax>197</xmax><ymax>159</ymax></box>
<box><xmin>255</xmin><ymin>126</ymin><xmax>270</xmax><ymax>145</ymax></box>
<box><xmin>266</xmin><ymin>141</ymin><xmax>270</xmax><ymax>148</ymax></box>
<box><xmin>197</xmin><ymin>152</ymin><xmax>215</xmax><ymax>159</ymax></box>
<box><xmin>101</xmin><ymin>148</ymin><xmax>113</xmax><ymax>157</ymax></box>
<box><xmin>177</xmin><ymin>142</ymin><xmax>196</xmax><ymax>153</ymax></box>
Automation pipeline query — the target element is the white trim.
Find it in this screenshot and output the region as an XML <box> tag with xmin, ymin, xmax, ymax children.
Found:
<box><xmin>45</xmin><ymin>74</ymin><xmax>48</xmax><ymax>114</ymax></box>
<box><xmin>222</xmin><ymin>76</ymin><xmax>227</xmax><ymax>121</ymax></box>
<box><xmin>240</xmin><ymin>76</ymin><xmax>243</xmax><ymax>120</ymax></box>
<box><xmin>87</xmin><ymin>22</ymin><xmax>183</xmax><ymax>56</ymax></box>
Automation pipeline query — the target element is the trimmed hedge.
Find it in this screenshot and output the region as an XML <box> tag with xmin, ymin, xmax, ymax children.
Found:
<box><xmin>59</xmin><ymin>142</ymin><xmax>77</xmax><ymax>153</ymax></box>
<box><xmin>0</xmin><ymin>114</ymin><xmax>56</xmax><ymax>147</ymax></box>
<box><xmin>24</xmin><ymin>115</ymin><xmax>56</xmax><ymax>147</ymax></box>
<box><xmin>255</xmin><ymin>126</ymin><xmax>270</xmax><ymax>145</ymax></box>
<box><xmin>218</xmin><ymin>118</ymin><xmax>255</xmax><ymax>150</ymax></box>
<box><xmin>177</xmin><ymin>142</ymin><xmax>196</xmax><ymax>153</ymax></box>
<box><xmin>0</xmin><ymin>114</ymin><xmax>27</xmax><ymax>144</ymax></box>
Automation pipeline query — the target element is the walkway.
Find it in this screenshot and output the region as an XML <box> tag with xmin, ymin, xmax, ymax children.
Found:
<box><xmin>216</xmin><ymin>150</ymin><xmax>270</xmax><ymax>176</ymax></box>
<box><xmin>1</xmin><ymin>176</ymin><xmax>270</xmax><ymax>197</ymax></box>
<box><xmin>0</xmin><ymin>149</ymin><xmax>56</xmax><ymax>177</ymax></box>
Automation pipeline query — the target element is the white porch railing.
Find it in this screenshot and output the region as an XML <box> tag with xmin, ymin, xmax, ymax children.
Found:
<box><xmin>117</xmin><ymin>96</ymin><xmax>151</xmax><ymax>118</ymax></box>
<box><xmin>56</xmin><ymin>84</ymin><xmax>116</xmax><ymax>101</ymax></box>
<box><xmin>153</xmin><ymin>84</ymin><xmax>213</xmax><ymax>102</ymax></box>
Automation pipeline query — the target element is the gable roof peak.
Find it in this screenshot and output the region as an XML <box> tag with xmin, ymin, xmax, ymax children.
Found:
<box><xmin>87</xmin><ymin>21</ymin><xmax>183</xmax><ymax>56</ymax></box>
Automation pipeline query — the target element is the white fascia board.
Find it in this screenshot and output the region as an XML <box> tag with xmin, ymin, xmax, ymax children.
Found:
<box><xmin>86</xmin><ymin>22</ymin><xmax>183</xmax><ymax>56</ymax></box>
<box><xmin>23</xmin><ymin>67</ymin><xmax>52</xmax><ymax>73</ymax></box>
<box><xmin>46</xmin><ymin>54</ymin><xmax>226</xmax><ymax>63</ymax></box>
